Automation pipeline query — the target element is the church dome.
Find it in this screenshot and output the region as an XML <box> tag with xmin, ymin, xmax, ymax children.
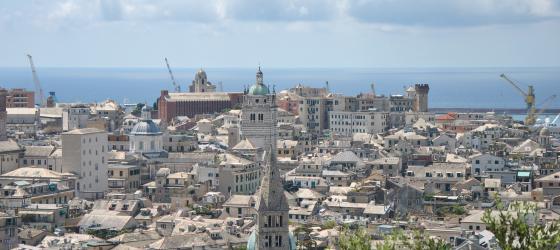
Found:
<box><xmin>196</xmin><ymin>69</ymin><xmax>207</xmax><ymax>80</ymax></box>
<box><xmin>248</xmin><ymin>83</ymin><xmax>270</xmax><ymax>96</ymax></box>
<box><xmin>540</xmin><ymin>127</ymin><xmax>550</xmax><ymax>137</ymax></box>
<box><xmin>131</xmin><ymin>120</ymin><xmax>161</xmax><ymax>135</ymax></box>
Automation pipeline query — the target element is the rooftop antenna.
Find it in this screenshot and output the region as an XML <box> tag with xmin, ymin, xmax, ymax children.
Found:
<box><xmin>325</xmin><ymin>81</ymin><xmax>330</xmax><ymax>93</ymax></box>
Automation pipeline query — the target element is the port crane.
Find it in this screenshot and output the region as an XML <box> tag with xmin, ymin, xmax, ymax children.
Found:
<box><xmin>27</xmin><ymin>54</ymin><xmax>46</xmax><ymax>107</ymax></box>
<box><xmin>164</xmin><ymin>57</ymin><xmax>180</xmax><ymax>92</ymax></box>
<box><xmin>500</xmin><ymin>74</ymin><xmax>536</xmax><ymax>125</ymax></box>
<box><xmin>534</xmin><ymin>94</ymin><xmax>558</xmax><ymax>126</ymax></box>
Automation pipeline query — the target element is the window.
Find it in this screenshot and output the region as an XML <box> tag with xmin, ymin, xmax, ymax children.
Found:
<box><xmin>265</xmin><ymin>236</ymin><xmax>271</xmax><ymax>247</ymax></box>
<box><xmin>267</xmin><ymin>215</ymin><xmax>272</xmax><ymax>227</ymax></box>
<box><xmin>275</xmin><ymin>235</ymin><xmax>282</xmax><ymax>247</ymax></box>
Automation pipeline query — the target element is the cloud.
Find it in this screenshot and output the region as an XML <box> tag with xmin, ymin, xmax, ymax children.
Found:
<box><xmin>3</xmin><ymin>0</ymin><xmax>560</xmax><ymax>31</ymax></box>
<box><xmin>345</xmin><ymin>0</ymin><xmax>560</xmax><ymax>27</ymax></box>
<box><xmin>223</xmin><ymin>0</ymin><xmax>338</xmax><ymax>22</ymax></box>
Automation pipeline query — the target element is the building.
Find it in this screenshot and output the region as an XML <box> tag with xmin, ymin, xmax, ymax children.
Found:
<box><xmin>107</xmin><ymin>164</ymin><xmax>141</xmax><ymax>193</ymax></box>
<box><xmin>158</xmin><ymin>90</ymin><xmax>243</xmax><ymax>123</ymax></box>
<box><xmin>0</xmin><ymin>140</ymin><xmax>24</xmax><ymax>174</ymax></box>
<box><xmin>129</xmin><ymin>106</ymin><xmax>163</xmax><ymax>154</ymax></box>
<box><xmin>298</xmin><ymin>96</ymin><xmax>332</xmax><ymax>134</ymax></box>
<box><xmin>62</xmin><ymin>105</ymin><xmax>90</xmax><ymax>131</ymax></box>
<box><xmin>247</xmin><ymin>76</ymin><xmax>295</xmax><ymax>250</ymax></box>
<box><xmin>5</xmin><ymin>88</ymin><xmax>35</xmax><ymax>108</ymax></box>
<box><xmin>223</xmin><ymin>195</ymin><xmax>257</xmax><ymax>218</ymax></box>
<box><xmin>6</xmin><ymin>107</ymin><xmax>39</xmax><ymax>137</ymax></box>
<box><xmin>21</xmin><ymin>145</ymin><xmax>63</xmax><ymax>172</ymax></box>
<box><xmin>0</xmin><ymin>212</ymin><xmax>19</xmax><ymax>249</ymax></box>
<box><xmin>413</xmin><ymin>84</ymin><xmax>430</xmax><ymax>112</ymax></box>
<box><xmin>240</xmin><ymin>67</ymin><xmax>276</xmax><ymax>149</ymax></box>
<box><xmin>0</xmin><ymin>89</ymin><xmax>7</xmax><ymax>141</ymax></box>
<box><xmin>469</xmin><ymin>153</ymin><xmax>505</xmax><ymax>177</ymax></box>
<box><xmin>329</xmin><ymin>110</ymin><xmax>389</xmax><ymax>136</ymax></box>
<box><xmin>61</xmin><ymin>128</ymin><xmax>108</xmax><ymax>199</ymax></box>
<box><xmin>189</xmin><ymin>69</ymin><xmax>216</xmax><ymax>93</ymax></box>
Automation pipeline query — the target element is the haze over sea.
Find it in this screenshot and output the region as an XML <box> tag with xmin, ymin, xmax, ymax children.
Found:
<box><xmin>0</xmin><ymin>67</ymin><xmax>559</xmax><ymax>110</ymax></box>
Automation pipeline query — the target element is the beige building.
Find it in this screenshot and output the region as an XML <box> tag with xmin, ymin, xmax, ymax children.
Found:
<box><xmin>21</xmin><ymin>145</ymin><xmax>63</xmax><ymax>172</ymax></box>
<box><xmin>223</xmin><ymin>194</ymin><xmax>257</xmax><ymax>218</ymax></box>
<box><xmin>107</xmin><ymin>164</ymin><xmax>141</xmax><ymax>193</ymax></box>
<box><xmin>329</xmin><ymin>110</ymin><xmax>389</xmax><ymax>136</ymax></box>
<box><xmin>0</xmin><ymin>140</ymin><xmax>24</xmax><ymax>174</ymax></box>
<box><xmin>0</xmin><ymin>212</ymin><xmax>19</xmax><ymax>249</ymax></box>
<box><xmin>62</xmin><ymin>128</ymin><xmax>108</xmax><ymax>199</ymax></box>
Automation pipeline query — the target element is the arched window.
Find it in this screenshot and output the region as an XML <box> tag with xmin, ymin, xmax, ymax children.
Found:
<box><xmin>150</xmin><ymin>140</ymin><xmax>155</xmax><ymax>150</ymax></box>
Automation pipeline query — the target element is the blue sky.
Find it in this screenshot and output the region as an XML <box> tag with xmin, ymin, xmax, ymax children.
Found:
<box><xmin>0</xmin><ymin>0</ymin><xmax>559</xmax><ymax>68</ymax></box>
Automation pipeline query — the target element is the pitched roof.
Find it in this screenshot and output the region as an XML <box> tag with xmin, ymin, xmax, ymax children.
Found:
<box><xmin>232</xmin><ymin>139</ymin><xmax>257</xmax><ymax>150</ymax></box>
<box><xmin>330</xmin><ymin>151</ymin><xmax>360</xmax><ymax>163</ymax></box>
<box><xmin>24</xmin><ymin>145</ymin><xmax>56</xmax><ymax>157</ymax></box>
<box><xmin>512</xmin><ymin>139</ymin><xmax>541</xmax><ymax>154</ymax></box>
<box><xmin>0</xmin><ymin>140</ymin><xmax>23</xmax><ymax>153</ymax></box>
<box><xmin>3</xmin><ymin>167</ymin><xmax>66</xmax><ymax>179</ymax></box>
<box><xmin>63</xmin><ymin>128</ymin><xmax>105</xmax><ymax>135</ymax></box>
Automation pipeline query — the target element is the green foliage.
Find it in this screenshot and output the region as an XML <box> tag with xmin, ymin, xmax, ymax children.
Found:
<box><xmin>294</xmin><ymin>225</ymin><xmax>318</xmax><ymax>250</ymax></box>
<box><xmin>376</xmin><ymin>230</ymin><xmax>451</xmax><ymax>250</ymax></box>
<box><xmin>482</xmin><ymin>197</ymin><xmax>560</xmax><ymax>250</ymax></box>
<box><xmin>86</xmin><ymin>228</ymin><xmax>131</xmax><ymax>239</ymax></box>
<box><xmin>323</xmin><ymin>220</ymin><xmax>337</xmax><ymax>230</ymax></box>
<box><xmin>435</xmin><ymin>205</ymin><xmax>466</xmax><ymax>216</ymax></box>
<box><xmin>131</xmin><ymin>103</ymin><xmax>145</xmax><ymax>117</ymax></box>
<box><xmin>338</xmin><ymin>226</ymin><xmax>371</xmax><ymax>250</ymax></box>
<box><xmin>423</xmin><ymin>193</ymin><xmax>435</xmax><ymax>201</ymax></box>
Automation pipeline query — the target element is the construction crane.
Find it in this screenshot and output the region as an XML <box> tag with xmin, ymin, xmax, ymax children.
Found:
<box><xmin>500</xmin><ymin>73</ymin><xmax>536</xmax><ymax>125</ymax></box>
<box><xmin>164</xmin><ymin>57</ymin><xmax>180</xmax><ymax>92</ymax></box>
<box><xmin>534</xmin><ymin>94</ymin><xmax>557</xmax><ymax>125</ymax></box>
<box><xmin>27</xmin><ymin>54</ymin><xmax>46</xmax><ymax>107</ymax></box>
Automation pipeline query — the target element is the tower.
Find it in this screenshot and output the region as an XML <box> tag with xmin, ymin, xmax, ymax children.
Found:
<box><xmin>189</xmin><ymin>69</ymin><xmax>216</xmax><ymax>93</ymax></box>
<box><xmin>414</xmin><ymin>84</ymin><xmax>429</xmax><ymax>112</ymax></box>
<box><xmin>0</xmin><ymin>88</ymin><xmax>7</xmax><ymax>141</ymax></box>
<box><xmin>247</xmin><ymin>68</ymin><xmax>294</xmax><ymax>250</ymax></box>
<box><xmin>240</xmin><ymin>67</ymin><xmax>274</xmax><ymax>149</ymax></box>
<box><xmin>538</xmin><ymin>127</ymin><xmax>551</xmax><ymax>148</ymax></box>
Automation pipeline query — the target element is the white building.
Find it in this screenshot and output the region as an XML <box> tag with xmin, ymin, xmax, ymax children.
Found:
<box><xmin>240</xmin><ymin>67</ymin><xmax>276</xmax><ymax>149</ymax></box>
<box><xmin>6</xmin><ymin>107</ymin><xmax>39</xmax><ymax>137</ymax></box>
<box><xmin>61</xmin><ymin>128</ymin><xmax>108</xmax><ymax>199</ymax></box>
<box><xmin>329</xmin><ymin>110</ymin><xmax>389</xmax><ymax>136</ymax></box>
<box><xmin>62</xmin><ymin>105</ymin><xmax>90</xmax><ymax>131</ymax></box>
<box><xmin>129</xmin><ymin>106</ymin><xmax>163</xmax><ymax>154</ymax></box>
<box><xmin>469</xmin><ymin>153</ymin><xmax>505</xmax><ymax>177</ymax></box>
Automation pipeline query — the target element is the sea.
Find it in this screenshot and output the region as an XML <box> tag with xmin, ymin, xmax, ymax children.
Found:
<box><xmin>0</xmin><ymin>67</ymin><xmax>558</xmax><ymax>112</ymax></box>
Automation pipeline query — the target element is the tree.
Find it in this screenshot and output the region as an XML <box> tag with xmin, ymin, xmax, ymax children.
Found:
<box><xmin>376</xmin><ymin>230</ymin><xmax>450</xmax><ymax>250</ymax></box>
<box><xmin>338</xmin><ymin>226</ymin><xmax>371</xmax><ymax>250</ymax></box>
<box><xmin>323</xmin><ymin>220</ymin><xmax>337</xmax><ymax>230</ymax></box>
<box><xmin>482</xmin><ymin>197</ymin><xmax>560</xmax><ymax>250</ymax></box>
<box><xmin>131</xmin><ymin>103</ymin><xmax>145</xmax><ymax>117</ymax></box>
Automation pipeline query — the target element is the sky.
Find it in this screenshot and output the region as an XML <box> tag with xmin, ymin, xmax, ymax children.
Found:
<box><xmin>0</xmin><ymin>0</ymin><xmax>559</xmax><ymax>68</ymax></box>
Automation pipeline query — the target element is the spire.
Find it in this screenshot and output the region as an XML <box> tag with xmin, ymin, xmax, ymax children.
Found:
<box><xmin>256</xmin><ymin>96</ymin><xmax>288</xmax><ymax>212</ymax></box>
<box><xmin>256</xmin><ymin>65</ymin><xmax>264</xmax><ymax>86</ymax></box>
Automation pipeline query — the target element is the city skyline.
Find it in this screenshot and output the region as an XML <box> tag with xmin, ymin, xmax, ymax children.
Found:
<box><xmin>1</xmin><ymin>0</ymin><xmax>559</xmax><ymax>68</ymax></box>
